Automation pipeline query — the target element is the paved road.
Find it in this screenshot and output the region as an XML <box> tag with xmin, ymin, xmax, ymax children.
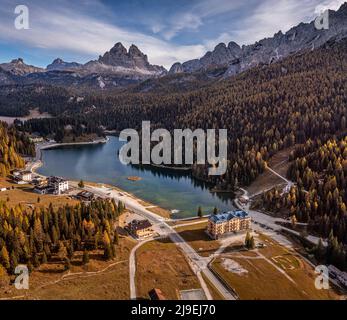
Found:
<box><xmin>237</xmin><ymin>189</ymin><xmax>323</xmax><ymax>247</ymax></box>
<box><xmin>129</xmin><ymin>237</ymin><xmax>155</xmax><ymax>300</ymax></box>
<box><xmin>84</xmin><ymin>184</ymin><xmax>237</xmax><ymax>300</ymax></box>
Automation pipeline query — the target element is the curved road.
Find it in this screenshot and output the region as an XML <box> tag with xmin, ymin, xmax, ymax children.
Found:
<box><xmin>84</xmin><ymin>184</ymin><xmax>236</xmax><ymax>300</ymax></box>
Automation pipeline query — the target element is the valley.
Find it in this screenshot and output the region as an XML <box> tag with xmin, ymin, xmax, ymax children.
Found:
<box><xmin>0</xmin><ymin>2</ymin><xmax>346</xmax><ymax>303</ymax></box>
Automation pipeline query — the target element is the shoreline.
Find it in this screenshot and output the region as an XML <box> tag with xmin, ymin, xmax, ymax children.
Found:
<box><xmin>40</xmin><ymin>137</ymin><xmax>109</xmax><ymax>151</ymax></box>
<box><xmin>26</xmin><ymin>136</ymin><xmax>232</xmax><ymax>221</ymax></box>
<box><xmin>26</xmin><ymin>137</ymin><xmax>109</xmax><ymax>176</ymax></box>
<box><xmin>144</xmin><ymin>163</ymin><xmax>192</xmax><ymax>172</ymax></box>
<box><xmin>27</xmin><ymin>137</ymin><xmax>175</xmax><ymax>220</ymax></box>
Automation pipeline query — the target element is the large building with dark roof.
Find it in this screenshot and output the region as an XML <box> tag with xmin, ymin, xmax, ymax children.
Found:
<box><xmin>207</xmin><ymin>210</ymin><xmax>251</xmax><ymax>239</ymax></box>
<box><xmin>126</xmin><ymin>219</ymin><xmax>153</xmax><ymax>238</ymax></box>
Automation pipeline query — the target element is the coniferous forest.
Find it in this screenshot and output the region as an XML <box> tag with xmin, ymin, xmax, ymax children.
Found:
<box><xmin>0</xmin><ymin>122</ymin><xmax>34</xmax><ymax>177</ymax></box>
<box><xmin>12</xmin><ymin>39</ymin><xmax>346</xmax><ymax>191</ymax></box>
<box><xmin>261</xmin><ymin>136</ymin><xmax>347</xmax><ymax>269</ymax></box>
<box><xmin>0</xmin><ymin>199</ymin><xmax>124</xmax><ymax>275</ymax></box>
<box><xmin>0</xmin><ymin>37</ymin><xmax>346</xmax><ymax>273</ymax></box>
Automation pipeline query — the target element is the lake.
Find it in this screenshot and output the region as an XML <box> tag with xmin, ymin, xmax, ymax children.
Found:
<box><xmin>37</xmin><ymin>136</ymin><xmax>235</xmax><ymax>218</ymax></box>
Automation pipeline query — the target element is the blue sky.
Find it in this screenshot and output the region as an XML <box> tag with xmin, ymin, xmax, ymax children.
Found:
<box><xmin>0</xmin><ymin>0</ymin><xmax>345</xmax><ymax>69</ymax></box>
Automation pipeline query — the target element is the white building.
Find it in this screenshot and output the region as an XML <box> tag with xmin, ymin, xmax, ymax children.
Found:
<box><xmin>29</xmin><ymin>135</ymin><xmax>44</xmax><ymax>143</ymax></box>
<box><xmin>12</xmin><ymin>170</ymin><xmax>32</xmax><ymax>182</ymax></box>
<box><xmin>19</xmin><ymin>171</ymin><xmax>32</xmax><ymax>182</ymax></box>
<box><xmin>48</xmin><ymin>177</ymin><xmax>69</xmax><ymax>195</ymax></box>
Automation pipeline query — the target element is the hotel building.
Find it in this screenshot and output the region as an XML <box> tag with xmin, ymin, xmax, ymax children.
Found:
<box><xmin>207</xmin><ymin>210</ymin><xmax>251</xmax><ymax>239</ymax></box>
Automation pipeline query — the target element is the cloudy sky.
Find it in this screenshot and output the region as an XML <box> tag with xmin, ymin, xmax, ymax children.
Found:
<box><xmin>0</xmin><ymin>0</ymin><xmax>345</xmax><ymax>69</ymax></box>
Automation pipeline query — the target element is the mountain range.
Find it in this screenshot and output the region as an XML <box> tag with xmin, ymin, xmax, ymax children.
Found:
<box><xmin>170</xmin><ymin>2</ymin><xmax>347</xmax><ymax>76</ymax></box>
<box><xmin>0</xmin><ymin>3</ymin><xmax>346</xmax><ymax>89</ymax></box>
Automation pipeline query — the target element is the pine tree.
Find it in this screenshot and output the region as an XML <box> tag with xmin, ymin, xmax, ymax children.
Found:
<box><xmin>249</xmin><ymin>236</ymin><xmax>255</xmax><ymax>250</ymax></box>
<box><xmin>0</xmin><ymin>246</ymin><xmax>10</xmax><ymax>270</ymax></box>
<box><xmin>113</xmin><ymin>230</ymin><xmax>119</xmax><ymax>245</ymax></box>
<box><xmin>245</xmin><ymin>231</ymin><xmax>251</xmax><ymax>249</ymax></box>
<box><xmin>64</xmin><ymin>258</ymin><xmax>71</xmax><ymax>271</ymax></box>
<box><xmin>82</xmin><ymin>250</ymin><xmax>89</xmax><ymax>265</ymax></box>
<box><xmin>291</xmin><ymin>215</ymin><xmax>297</xmax><ymax>228</ymax></box>
<box><xmin>78</xmin><ymin>180</ymin><xmax>85</xmax><ymax>188</ymax></box>
<box><xmin>9</xmin><ymin>251</ymin><xmax>18</xmax><ymax>274</ymax></box>
<box><xmin>103</xmin><ymin>245</ymin><xmax>112</xmax><ymax>261</ymax></box>
<box><xmin>197</xmin><ymin>206</ymin><xmax>203</xmax><ymax>218</ymax></box>
<box><xmin>315</xmin><ymin>238</ymin><xmax>326</xmax><ymax>262</ymax></box>
<box><xmin>33</xmin><ymin>254</ymin><xmax>40</xmax><ymax>268</ymax></box>
<box><xmin>111</xmin><ymin>244</ymin><xmax>116</xmax><ymax>259</ymax></box>
<box><xmin>41</xmin><ymin>252</ymin><xmax>48</xmax><ymax>264</ymax></box>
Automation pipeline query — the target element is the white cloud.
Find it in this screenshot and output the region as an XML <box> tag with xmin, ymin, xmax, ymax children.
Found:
<box><xmin>226</xmin><ymin>0</ymin><xmax>346</xmax><ymax>45</ymax></box>
<box><xmin>162</xmin><ymin>13</ymin><xmax>203</xmax><ymax>40</ymax></box>
<box><xmin>0</xmin><ymin>0</ymin><xmax>345</xmax><ymax>69</ymax></box>
<box><xmin>155</xmin><ymin>0</ymin><xmax>244</xmax><ymax>41</ymax></box>
<box><xmin>202</xmin><ymin>32</ymin><xmax>233</xmax><ymax>51</ymax></box>
<box><xmin>315</xmin><ymin>0</ymin><xmax>346</xmax><ymax>13</ymax></box>
<box><xmin>0</xmin><ymin>2</ymin><xmax>207</xmax><ymax>69</ymax></box>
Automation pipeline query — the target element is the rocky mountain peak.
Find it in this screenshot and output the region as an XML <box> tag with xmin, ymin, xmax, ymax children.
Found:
<box><xmin>339</xmin><ymin>2</ymin><xmax>347</xmax><ymax>11</ymax></box>
<box><xmin>215</xmin><ymin>43</ymin><xmax>227</xmax><ymax>51</ymax></box>
<box><xmin>170</xmin><ymin>40</ymin><xmax>242</xmax><ymax>74</ymax></box>
<box><xmin>97</xmin><ymin>42</ymin><xmax>166</xmax><ymax>75</ymax></box>
<box><xmin>99</xmin><ymin>42</ymin><xmax>132</xmax><ymax>67</ymax></box>
<box><xmin>170</xmin><ymin>2</ymin><xmax>347</xmax><ymax>76</ymax></box>
<box><xmin>52</xmin><ymin>58</ymin><xmax>64</xmax><ymax>64</ymax></box>
<box><xmin>47</xmin><ymin>58</ymin><xmax>81</xmax><ymax>71</ymax></box>
<box><xmin>169</xmin><ymin>62</ymin><xmax>184</xmax><ymax>74</ymax></box>
<box><xmin>228</xmin><ymin>41</ymin><xmax>241</xmax><ymax>52</ymax></box>
<box><xmin>0</xmin><ymin>58</ymin><xmax>44</xmax><ymax>76</ymax></box>
<box><xmin>10</xmin><ymin>58</ymin><xmax>24</xmax><ymax>64</ymax></box>
<box><xmin>109</xmin><ymin>42</ymin><xmax>127</xmax><ymax>55</ymax></box>
<box><xmin>129</xmin><ymin>44</ymin><xmax>145</xmax><ymax>57</ymax></box>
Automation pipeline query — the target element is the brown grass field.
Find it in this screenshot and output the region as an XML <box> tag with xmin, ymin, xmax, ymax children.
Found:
<box><xmin>0</xmin><ymin>237</ymin><xmax>136</xmax><ymax>300</ymax></box>
<box><xmin>246</xmin><ymin>147</ymin><xmax>296</xmax><ymax>197</ymax></box>
<box><xmin>175</xmin><ymin>222</ymin><xmax>221</xmax><ymax>257</ymax></box>
<box><xmin>0</xmin><ymin>180</ymin><xmax>137</xmax><ymax>300</ymax></box>
<box><xmin>211</xmin><ymin>234</ymin><xmax>342</xmax><ymax>300</ymax></box>
<box><xmin>0</xmin><ymin>178</ymin><xmax>78</xmax><ymax>210</ymax></box>
<box><xmin>135</xmin><ymin>238</ymin><xmax>201</xmax><ymax>300</ymax></box>
<box><xmin>169</xmin><ymin>218</ymin><xmax>208</xmax><ymax>227</ymax></box>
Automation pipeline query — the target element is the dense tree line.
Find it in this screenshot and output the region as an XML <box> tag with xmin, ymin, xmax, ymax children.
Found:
<box><xmin>20</xmin><ymin>117</ymin><xmax>105</xmax><ymax>143</ymax></box>
<box><xmin>263</xmin><ymin>137</ymin><xmax>346</xmax><ymax>237</ymax></box>
<box><xmin>290</xmin><ymin>137</ymin><xmax>346</xmax><ymax>238</ymax></box>
<box><xmin>4</xmin><ymin>39</ymin><xmax>347</xmax><ymax>191</ymax></box>
<box><xmin>0</xmin><ymin>199</ymin><xmax>124</xmax><ymax>276</ymax></box>
<box><xmin>0</xmin><ymin>85</ymin><xmax>75</xmax><ymax>117</ymax></box>
<box><xmin>0</xmin><ymin>41</ymin><xmax>347</xmax><ymax>189</ymax></box>
<box><xmin>313</xmin><ymin>231</ymin><xmax>347</xmax><ymax>271</ymax></box>
<box><xmin>261</xmin><ymin>136</ymin><xmax>347</xmax><ymax>269</ymax></box>
<box><xmin>0</xmin><ymin>122</ymin><xmax>34</xmax><ymax>176</ymax></box>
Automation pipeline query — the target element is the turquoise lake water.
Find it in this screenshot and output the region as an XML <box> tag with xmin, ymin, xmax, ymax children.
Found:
<box><xmin>37</xmin><ymin>136</ymin><xmax>234</xmax><ymax>218</ymax></box>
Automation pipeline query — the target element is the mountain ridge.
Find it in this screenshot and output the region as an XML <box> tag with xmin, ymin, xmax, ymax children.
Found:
<box><xmin>0</xmin><ymin>3</ymin><xmax>346</xmax><ymax>89</ymax></box>
<box><xmin>169</xmin><ymin>2</ymin><xmax>347</xmax><ymax>76</ymax></box>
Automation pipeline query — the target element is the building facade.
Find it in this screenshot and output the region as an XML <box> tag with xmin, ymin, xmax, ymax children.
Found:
<box><xmin>207</xmin><ymin>210</ymin><xmax>251</xmax><ymax>239</ymax></box>
<box><xmin>12</xmin><ymin>170</ymin><xmax>32</xmax><ymax>182</ymax></box>
<box><xmin>48</xmin><ymin>177</ymin><xmax>69</xmax><ymax>195</ymax></box>
<box><xmin>126</xmin><ymin>219</ymin><xmax>153</xmax><ymax>238</ymax></box>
